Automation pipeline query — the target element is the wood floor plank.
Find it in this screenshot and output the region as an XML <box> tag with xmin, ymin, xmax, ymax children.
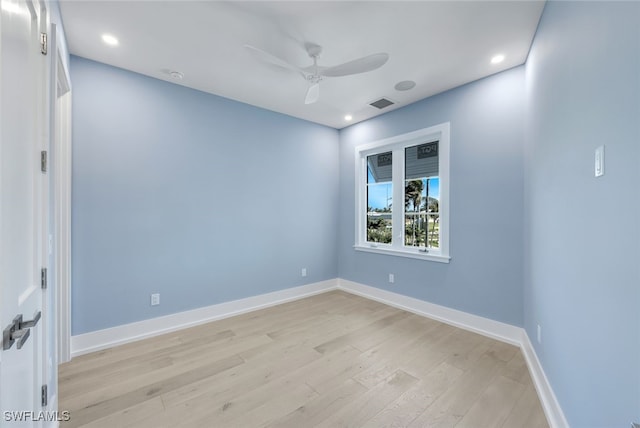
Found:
<box><xmin>487</xmin><ymin>340</ymin><xmax>520</xmax><ymax>362</ymax></box>
<box><xmin>316</xmin><ymin>370</ymin><xmax>420</xmax><ymax>427</ymax></box>
<box><xmin>456</xmin><ymin>375</ymin><xmax>526</xmax><ymax>428</ymax></box>
<box><xmin>61</xmin><ymin>333</ymin><xmax>271</xmax><ymax>411</ymax></box>
<box><xmin>301</xmin><ymin>344</ymin><xmax>381</xmax><ymax>394</ymax></box>
<box><xmin>265</xmin><ymin>379</ymin><xmax>367</xmax><ymax>428</ymax></box>
<box><xmin>503</xmin><ymin>350</ymin><xmax>533</xmax><ymax>385</ymax></box>
<box><xmin>79</xmin><ymin>396</ymin><xmax>165</xmax><ymax>428</ymax></box>
<box><xmin>159</xmin><ymin>341</ymin><xmax>322</xmax><ymax>408</ymax></box>
<box><xmin>446</xmin><ymin>335</ymin><xmax>494</xmax><ymax>371</ymax></box>
<box><xmin>363</xmin><ymin>361</ymin><xmax>464</xmax><ymax>428</ymax></box>
<box><xmin>221</xmin><ymin>382</ymin><xmax>318</xmax><ymax>427</ymax></box>
<box><xmin>60</xmin><ymin>329</ymin><xmax>236</xmax><ymax>392</ymax></box>
<box><xmin>226</xmin><ymin>292</ymin><xmax>355</xmax><ymax>338</ymax></box>
<box><xmin>58</xmin><ymin>291</ymin><xmax>549</xmax><ymax>428</ymax></box>
<box><xmin>313</xmin><ymin>310</ymin><xmax>411</xmax><ymax>354</ymax></box>
<box><xmin>408</xmin><ymin>353</ymin><xmax>506</xmax><ymax>428</ymax></box>
<box><xmin>164</xmin><ymin>361</ymin><xmax>318</xmax><ymax>426</ymax></box>
<box><xmin>62</xmin><ymin>354</ymin><xmax>244</xmax><ymax>427</ymax></box>
<box><xmin>257</xmin><ymin>304</ymin><xmax>401</xmax><ymax>357</ymax></box>
<box><xmin>502</xmin><ymin>383</ymin><xmax>550</xmax><ymax>428</ymax></box>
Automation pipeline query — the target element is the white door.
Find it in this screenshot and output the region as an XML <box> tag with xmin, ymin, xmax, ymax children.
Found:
<box><xmin>0</xmin><ymin>0</ymin><xmax>49</xmax><ymax>425</ymax></box>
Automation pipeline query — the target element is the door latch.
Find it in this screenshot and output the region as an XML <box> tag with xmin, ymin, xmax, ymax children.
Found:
<box><xmin>2</xmin><ymin>311</ymin><xmax>41</xmax><ymax>351</ymax></box>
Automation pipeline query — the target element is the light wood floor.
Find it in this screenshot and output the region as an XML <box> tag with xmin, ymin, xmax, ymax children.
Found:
<box><xmin>59</xmin><ymin>291</ymin><xmax>548</xmax><ymax>427</ymax></box>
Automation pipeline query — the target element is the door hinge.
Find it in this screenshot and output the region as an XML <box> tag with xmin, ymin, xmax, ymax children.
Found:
<box><xmin>41</xmin><ymin>267</ymin><xmax>47</xmax><ymax>289</ymax></box>
<box><xmin>41</xmin><ymin>151</ymin><xmax>47</xmax><ymax>172</ymax></box>
<box><xmin>40</xmin><ymin>32</ymin><xmax>47</xmax><ymax>55</ymax></box>
<box><xmin>41</xmin><ymin>384</ymin><xmax>48</xmax><ymax>407</ymax></box>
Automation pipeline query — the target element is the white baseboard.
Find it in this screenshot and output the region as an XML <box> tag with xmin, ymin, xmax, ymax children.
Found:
<box><xmin>336</xmin><ymin>278</ymin><xmax>522</xmax><ymax>345</ymax></box>
<box><xmin>70</xmin><ymin>279</ymin><xmax>337</xmax><ymax>357</ymax></box>
<box><xmin>69</xmin><ymin>277</ymin><xmax>566</xmax><ymax>428</ymax></box>
<box><xmin>520</xmin><ymin>331</ymin><xmax>569</xmax><ymax>428</ymax></box>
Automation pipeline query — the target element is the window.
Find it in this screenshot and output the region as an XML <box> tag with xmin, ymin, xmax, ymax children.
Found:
<box><xmin>355</xmin><ymin>123</ymin><xmax>450</xmax><ymax>262</ymax></box>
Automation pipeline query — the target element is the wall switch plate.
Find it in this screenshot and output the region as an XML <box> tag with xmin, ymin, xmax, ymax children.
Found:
<box><xmin>151</xmin><ymin>293</ymin><xmax>160</xmax><ymax>306</ymax></box>
<box><xmin>595</xmin><ymin>145</ymin><xmax>605</xmax><ymax>177</ymax></box>
<box><xmin>389</xmin><ymin>273</ymin><xmax>395</xmax><ymax>283</ymax></box>
<box><xmin>301</xmin><ymin>268</ymin><xmax>307</xmax><ymax>277</ymax></box>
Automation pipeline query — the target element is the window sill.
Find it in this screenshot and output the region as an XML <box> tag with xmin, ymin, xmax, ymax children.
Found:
<box><xmin>353</xmin><ymin>245</ymin><xmax>451</xmax><ymax>263</ymax></box>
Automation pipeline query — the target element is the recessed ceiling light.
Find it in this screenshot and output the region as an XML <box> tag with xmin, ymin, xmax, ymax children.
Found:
<box><xmin>491</xmin><ymin>54</ymin><xmax>505</xmax><ymax>64</ymax></box>
<box><xmin>394</xmin><ymin>80</ymin><xmax>416</xmax><ymax>91</ymax></box>
<box><xmin>101</xmin><ymin>34</ymin><xmax>119</xmax><ymax>46</ymax></box>
<box><xmin>170</xmin><ymin>71</ymin><xmax>184</xmax><ymax>80</ymax></box>
<box><xmin>344</xmin><ymin>115</ymin><xmax>353</xmax><ymax>121</ymax></box>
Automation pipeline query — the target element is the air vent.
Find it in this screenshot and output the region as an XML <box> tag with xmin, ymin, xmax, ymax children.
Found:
<box><xmin>369</xmin><ymin>98</ymin><xmax>395</xmax><ymax>109</ymax></box>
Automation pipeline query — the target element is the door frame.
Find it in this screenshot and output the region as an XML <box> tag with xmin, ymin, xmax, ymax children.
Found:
<box><xmin>51</xmin><ymin>25</ymin><xmax>72</xmax><ymax>365</ymax></box>
<box><xmin>0</xmin><ymin>0</ymin><xmax>4</xmax><ymax>393</ymax></box>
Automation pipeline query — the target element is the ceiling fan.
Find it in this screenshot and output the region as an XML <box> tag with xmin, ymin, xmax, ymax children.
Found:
<box><xmin>244</xmin><ymin>43</ymin><xmax>389</xmax><ymax>105</ymax></box>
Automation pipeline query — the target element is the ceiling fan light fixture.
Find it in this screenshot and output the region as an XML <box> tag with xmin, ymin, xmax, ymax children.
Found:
<box><xmin>304</xmin><ymin>83</ymin><xmax>320</xmax><ymax>105</ymax></box>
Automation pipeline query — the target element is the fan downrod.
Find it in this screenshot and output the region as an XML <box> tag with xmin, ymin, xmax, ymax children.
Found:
<box><xmin>305</xmin><ymin>43</ymin><xmax>322</xmax><ymax>59</ymax></box>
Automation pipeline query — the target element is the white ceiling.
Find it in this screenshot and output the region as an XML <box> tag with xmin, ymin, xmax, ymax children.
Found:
<box><xmin>59</xmin><ymin>1</ymin><xmax>545</xmax><ymax>129</ymax></box>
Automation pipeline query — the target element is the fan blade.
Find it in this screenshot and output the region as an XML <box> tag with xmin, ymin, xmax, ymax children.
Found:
<box><xmin>321</xmin><ymin>53</ymin><xmax>389</xmax><ymax>77</ymax></box>
<box><xmin>244</xmin><ymin>45</ymin><xmax>304</xmax><ymax>76</ymax></box>
<box><xmin>305</xmin><ymin>83</ymin><xmax>320</xmax><ymax>105</ymax></box>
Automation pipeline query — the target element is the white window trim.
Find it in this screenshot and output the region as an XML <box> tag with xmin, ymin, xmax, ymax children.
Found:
<box><xmin>354</xmin><ymin>122</ymin><xmax>450</xmax><ymax>263</ymax></box>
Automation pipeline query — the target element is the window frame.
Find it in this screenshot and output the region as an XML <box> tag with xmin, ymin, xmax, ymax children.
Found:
<box><xmin>354</xmin><ymin>122</ymin><xmax>450</xmax><ymax>263</ymax></box>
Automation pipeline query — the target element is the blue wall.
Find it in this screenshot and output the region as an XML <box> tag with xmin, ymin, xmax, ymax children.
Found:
<box><xmin>524</xmin><ymin>1</ymin><xmax>640</xmax><ymax>426</ymax></box>
<box><xmin>338</xmin><ymin>67</ymin><xmax>525</xmax><ymax>327</ymax></box>
<box><xmin>71</xmin><ymin>57</ymin><xmax>339</xmax><ymax>334</ymax></box>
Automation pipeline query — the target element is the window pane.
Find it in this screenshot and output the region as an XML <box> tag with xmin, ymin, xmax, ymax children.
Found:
<box><xmin>367</xmin><ymin>151</ymin><xmax>392</xmax><ymax>244</ymax></box>
<box><xmin>405</xmin><ymin>141</ymin><xmax>438</xmax><ymax>180</ymax></box>
<box><xmin>405</xmin><ymin>143</ymin><xmax>439</xmax><ymax>249</ymax></box>
<box><xmin>367</xmin><ymin>182</ymin><xmax>392</xmax><ymax>243</ymax></box>
<box><xmin>367</xmin><ymin>183</ymin><xmax>392</xmax><ymax>211</ymax></box>
<box><xmin>404</xmin><ymin>179</ymin><xmax>425</xmax><ymax>212</ymax></box>
<box><xmin>367</xmin><ymin>152</ymin><xmax>392</xmax><ymax>183</ymax></box>
<box><xmin>367</xmin><ymin>214</ymin><xmax>392</xmax><ymax>243</ymax></box>
<box><xmin>404</xmin><ymin>213</ymin><xmax>426</xmax><ymax>247</ymax></box>
<box><xmin>427</xmin><ymin>177</ymin><xmax>439</xmax><ymax>213</ymax></box>
<box><xmin>427</xmin><ymin>214</ymin><xmax>440</xmax><ymax>248</ymax></box>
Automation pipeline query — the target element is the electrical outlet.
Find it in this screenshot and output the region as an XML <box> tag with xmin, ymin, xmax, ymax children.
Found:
<box><xmin>389</xmin><ymin>273</ymin><xmax>395</xmax><ymax>283</ymax></box>
<box><xmin>537</xmin><ymin>324</ymin><xmax>542</xmax><ymax>344</ymax></box>
<box><xmin>301</xmin><ymin>268</ymin><xmax>307</xmax><ymax>277</ymax></box>
<box><xmin>151</xmin><ymin>293</ymin><xmax>160</xmax><ymax>306</ymax></box>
